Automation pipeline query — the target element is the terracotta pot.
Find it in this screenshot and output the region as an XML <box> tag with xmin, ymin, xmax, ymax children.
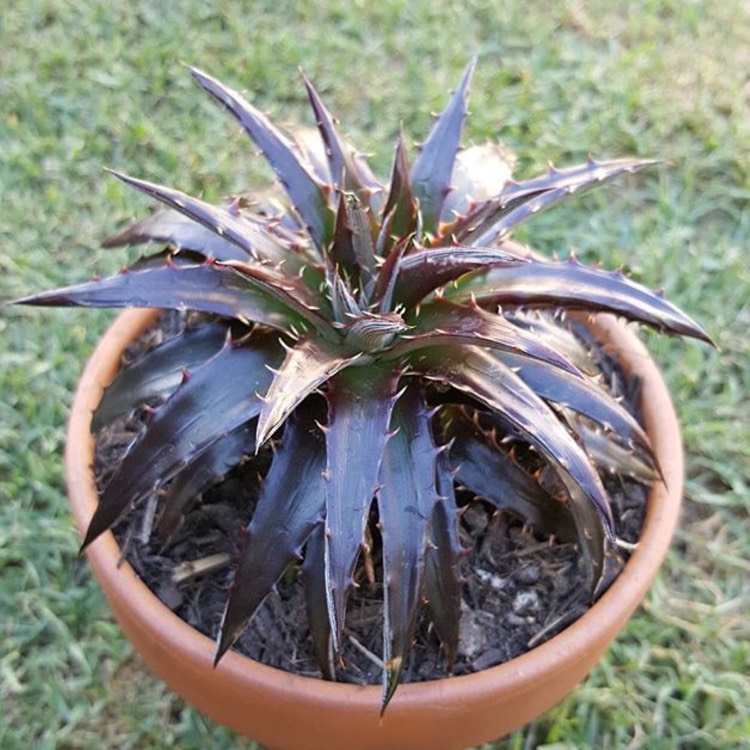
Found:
<box><xmin>65</xmin><ymin>307</ymin><xmax>683</xmax><ymax>750</ymax></box>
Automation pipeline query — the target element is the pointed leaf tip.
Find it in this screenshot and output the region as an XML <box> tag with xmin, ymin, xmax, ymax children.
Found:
<box><xmin>187</xmin><ymin>66</ymin><xmax>330</xmax><ymax>252</ymax></box>
<box><xmin>411</xmin><ymin>59</ymin><xmax>476</xmax><ymax>234</ymax></box>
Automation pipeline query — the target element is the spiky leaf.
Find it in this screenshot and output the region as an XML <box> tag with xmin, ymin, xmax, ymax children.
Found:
<box><xmin>572</xmin><ymin>418</ymin><xmax>661</xmax><ymax>482</ymax></box>
<box><xmin>391</xmin><ymin>246</ymin><xmax>528</xmax><ymax>309</ymax></box>
<box><xmin>189</xmin><ymin>66</ymin><xmax>331</xmax><ymax>251</ymax></box>
<box><xmin>446</xmin><ymin>258</ymin><xmax>713</xmax><ymax>344</ymax></box>
<box><xmin>155</xmin><ymin>421</ymin><xmax>256</xmax><ymax>543</ymax></box>
<box><xmin>424</xmin><ymin>456</ymin><xmax>463</xmax><ymax>668</ymax></box>
<box><xmin>489</xmin><ymin>349</ymin><xmax>652</xmax><ymax>452</ymax></box>
<box><xmin>302</xmin><ymin>72</ymin><xmax>383</xmax><ymax>210</ymax></box>
<box><xmin>92</xmin><ymin>322</ymin><xmax>228</xmax><ymax>431</ymax></box>
<box><xmin>444</xmin><ymin>406</ymin><xmax>577</xmax><ymax>541</ymax></box>
<box><xmin>105</xmin><ymin>171</ymin><xmax>300</xmax><ymax>267</ymax></box>
<box><xmin>323</xmin><ymin>367</ymin><xmax>401</xmax><ymax>649</ymax></box>
<box><xmin>393</xmin><ymin>297</ymin><xmax>582</xmax><ymax>375</ymax></box>
<box><xmin>103</xmin><ymin>208</ymin><xmax>253</xmax><ymax>262</ymax></box>
<box><xmin>411</xmin><ymin>58</ymin><xmax>475</xmax><ymax>234</ymax></box>
<box><xmin>445</xmin><ymin>158</ymin><xmax>659</xmax><ymax>246</ymax></box>
<box><xmin>415</xmin><ymin>345</ymin><xmax>613</xmax><ymax>588</ymax></box>
<box><xmin>81</xmin><ymin>334</ymin><xmax>282</xmax><ymax>548</ymax></box>
<box><xmin>377</xmin><ymin>385</ymin><xmax>440</xmax><ymax>710</ymax></box>
<box><xmin>302</xmin><ymin>522</ymin><xmax>335</xmax><ymax>680</ymax></box>
<box><xmin>216</xmin><ymin>402</ymin><xmax>326</xmax><ymax>662</ymax></box>
<box><xmin>382</xmin><ymin>134</ymin><xmax>418</xmax><ymax>250</ymax></box>
<box><xmin>256</xmin><ymin>335</ymin><xmax>360</xmax><ymax>447</ymax></box>
<box><xmin>14</xmin><ymin>260</ymin><xmax>309</xmax><ymax>333</ymax></box>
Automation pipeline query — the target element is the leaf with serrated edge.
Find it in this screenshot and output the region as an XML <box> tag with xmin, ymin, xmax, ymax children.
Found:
<box><xmin>391</xmin><ymin>246</ymin><xmax>528</xmax><ymax>310</ymax></box>
<box><xmin>303</xmin><ymin>522</ymin><xmax>335</xmax><ymax>680</ymax></box>
<box><xmin>489</xmin><ymin>349</ymin><xmax>652</xmax><ymax>453</ymax></box>
<box><xmin>222</xmin><ymin>259</ymin><xmax>336</xmax><ymax>338</ymax></box>
<box><xmin>347</xmin><ymin>195</ymin><xmax>377</xmax><ymax>300</ymax></box>
<box><xmin>446</xmin><ymin>259</ymin><xmax>713</xmax><ymax>344</ymax></box>
<box><xmin>155</xmin><ymin>421</ymin><xmax>256</xmax><ymax>544</ymax></box>
<box><xmin>14</xmin><ymin>260</ymin><xmax>310</xmax><ymax>334</ymax></box>
<box><xmin>329</xmin><ymin>192</ymin><xmax>360</xmax><ymax>285</ymax></box>
<box><xmin>382</xmin><ymin>134</ymin><xmax>418</xmax><ymax>252</ymax></box>
<box><xmin>216</xmin><ymin>401</ymin><xmax>326</xmax><ymax>663</ymax></box>
<box><xmin>93</xmin><ymin>322</ymin><xmax>228</xmax><ymax>431</ymax></box>
<box><xmin>256</xmin><ymin>335</ymin><xmax>360</xmax><ymax>447</ymax></box>
<box><xmin>414</xmin><ymin>344</ymin><xmax>612</xmax><ymax>590</ymax></box>
<box><xmin>106</xmin><ymin>170</ymin><xmax>299</xmax><ymax>267</ymax></box>
<box><xmin>103</xmin><ymin>208</ymin><xmax>252</xmax><ymax>262</ymax></box>
<box><xmin>411</xmin><ymin>58</ymin><xmax>475</xmax><ymax>234</ymax></box>
<box><xmin>323</xmin><ymin>367</ymin><xmax>401</xmax><ymax>651</ymax></box>
<box><xmin>572</xmin><ymin>417</ymin><xmax>660</xmax><ymax>482</ymax></box>
<box><xmin>302</xmin><ymin>72</ymin><xmax>384</xmax><ymax>210</ymax></box>
<box><xmin>505</xmin><ymin>310</ymin><xmax>599</xmax><ymax>376</ymax></box>
<box><xmin>378</xmin><ymin>385</ymin><xmax>440</xmax><ymax>710</ymax></box>
<box><xmin>188</xmin><ymin>66</ymin><xmax>330</xmax><ymax>252</ymax></box>
<box><xmin>444</xmin><ymin>158</ymin><xmax>659</xmax><ymax>246</ymax></box>
<box><xmin>424</xmin><ymin>455</ymin><xmax>463</xmax><ymax>667</ymax></box>
<box><xmin>81</xmin><ymin>334</ymin><xmax>282</xmax><ymax>549</ymax></box>
<box><xmin>373</xmin><ymin>234</ymin><xmax>411</xmax><ymax>314</ymax></box>
<box><xmin>443</xmin><ymin>406</ymin><xmax>577</xmax><ymax>541</ymax></box>
<box><xmin>391</xmin><ymin>297</ymin><xmax>582</xmax><ymax>376</ymax></box>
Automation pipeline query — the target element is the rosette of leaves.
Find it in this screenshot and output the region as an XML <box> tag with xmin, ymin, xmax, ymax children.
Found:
<box><xmin>16</xmin><ymin>61</ymin><xmax>710</xmax><ymax>709</ymax></box>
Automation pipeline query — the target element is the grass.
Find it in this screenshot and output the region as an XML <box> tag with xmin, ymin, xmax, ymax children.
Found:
<box><xmin>1</xmin><ymin>0</ymin><xmax>748</xmax><ymax>747</ymax></box>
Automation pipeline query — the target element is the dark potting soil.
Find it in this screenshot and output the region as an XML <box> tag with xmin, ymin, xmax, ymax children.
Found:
<box><xmin>96</xmin><ymin>311</ymin><xmax>648</xmax><ymax>686</ymax></box>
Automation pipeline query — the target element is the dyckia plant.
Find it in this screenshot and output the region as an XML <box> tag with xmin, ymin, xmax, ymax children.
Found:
<box><xmin>17</xmin><ymin>61</ymin><xmax>710</xmax><ymax>708</ymax></box>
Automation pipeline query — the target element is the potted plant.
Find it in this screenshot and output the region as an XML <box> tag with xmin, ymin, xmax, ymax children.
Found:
<box><xmin>15</xmin><ymin>61</ymin><xmax>709</xmax><ymax>750</ymax></box>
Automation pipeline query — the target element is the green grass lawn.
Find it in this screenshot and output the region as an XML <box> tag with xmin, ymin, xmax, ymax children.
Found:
<box><xmin>1</xmin><ymin>1</ymin><xmax>748</xmax><ymax>748</ymax></box>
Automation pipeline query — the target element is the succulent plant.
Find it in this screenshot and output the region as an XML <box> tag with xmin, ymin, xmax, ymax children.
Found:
<box><xmin>16</xmin><ymin>60</ymin><xmax>710</xmax><ymax>709</ymax></box>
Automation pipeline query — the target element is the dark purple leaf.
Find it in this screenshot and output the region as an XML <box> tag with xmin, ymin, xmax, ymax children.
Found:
<box><xmin>391</xmin><ymin>246</ymin><xmax>528</xmax><ymax>310</ymax></box>
<box><xmin>504</xmin><ymin>310</ymin><xmax>599</xmax><ymax>375</ymax></box>
<box><xmin>414</xmin><ymin>345</ymin><xmax>612</xmax><ymax>590</ymax></box>
<box><xmin>330</xmin><ymin>270</ymin><xmax>363</xmax><ymax>323</ymax></box>
<box><xmin>224</xmin><ymin>259</ymin><xmax>337</xmax><ymax>337</ymax></box>
<box><xmin>490</xmin><ymin>349</ymin><xmax>652</xmax><ymax>453</ymax></box>
<box><xmin>445</xmin><ymin>157</ymin><xmax>659</xmax><ymax>246</ymax></box>
<box><xmin>92</xmin><ymin>322</ymin><xmax>228</xmax><ymax>431</ymax></box>
<box><xmin>424</xmin><ymin>456</ymin><xmax>463</xmax><ymax>669</ymax></box>
<box><xmin>188</xmin><ymin>66</ymin><xmax>331</xmax><ymax>251</ymax></box>
<box><xmin>411</xmin><ymin>59</ymin><xmax>476</xmax><ymax>234</ymax></box>
<box><xmin>323</xmin><ymin>367</ymin><xmax>401</xmax><ymax>651</ymax></box>
<box><xmin>105</xmin><ymin>171</ymin><xmax>298</xmax><ymax>267</ymax></box>
<box><xmin>216</xmin><ymin>402</ymin><xmax>327</xmax><ymax>663</ymax></box>
<box><xmin>15</xmin><ymin>260</ymin><xmax>307</xmax><ymax>333</ymax></box>
<box><xmin>377</xmin><ymin>385</ymin><xmax>440</xmax><ymax>709</ymax></box>
<box><xmin>302</xmin><ymin>522</ymin><xmax>335</xmax><ymax>680</ymax></box>
<box><xmin>256</xmin><ymin>335</ymin><xmax>360</xmax><ymax>447</ymax></box>
<box><xmin>103</xmin><ymin>208</ymin><xmax>252</xmax><ymax>262</ymax></box>
<box><xmin>447</xmin><ymin>258</ymin><xmax>713</xmax><ymax>344</ymax></box>
<box><xmin>155</xmin><ymin>421</ymin><xmax>256</xmax><ymax>544</ymax></box>
<box><xmin>382</xmin><ymin>134</ymin><xmax>418</xmax><ymax>252</ymax></box>
<box><xmin>443</xmin><ymin>406</ymin><xmax>576</xmax><ymax>541</ymax></box>
<box><xmin>301</xmin><ymin>72</ymin><xmax>384</xmax><ymax>211</ymax></box>
<box><xmin>571</xmin><ymin>419</ymin><xmax>660</xmax><ymax>483</ymax></box>
<box><xmin>373</xmin><ymin>234</ymin><xmax>411</xmax><ymax>314</ymax></box>
<box><xmin>390</xmin><ymin>297</ymin><xmax>582</xmax><ymax>376</ymax></box>
<box><xmin>81</xmin><ymin>333</ymin><xmax>283</xmax><ymax>549</ymax></box>
<box><xmin>329</xmin><ymin>192</ymin><xmax>360</xmax><ymax>282</ymax></box>
<box><xmin>347</xmin><ymin>195</ymin><xmax>378</xmax><ymax>299</ymax></box>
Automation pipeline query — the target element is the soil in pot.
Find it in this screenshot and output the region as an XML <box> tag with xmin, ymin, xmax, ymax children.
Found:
<box><xmin>95</xmin><ymin>311</ymin><xmax>648</xmax><ymax>688</ymax></box>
